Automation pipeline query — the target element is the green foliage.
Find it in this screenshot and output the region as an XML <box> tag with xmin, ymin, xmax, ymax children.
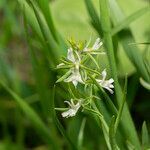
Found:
<box><xmin>142</xmin><ymin>121</ymin><xmax>150</xmax><ymax>149</ymax></box>
<box><xmin>0</xmin><ymin>0</ymin><xmax>150</xmax><ymax>149</ymax></box>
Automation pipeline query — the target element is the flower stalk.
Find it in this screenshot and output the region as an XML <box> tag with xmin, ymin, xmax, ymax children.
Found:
<box><xmin>99</xmin><ymin>0</ymin><xmax>141</xmax><ymax>148</ymax></box>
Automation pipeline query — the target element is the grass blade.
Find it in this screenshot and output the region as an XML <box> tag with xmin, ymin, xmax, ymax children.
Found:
<box><xmin>142</xmin><ymin>121</ymin><xmax>150</xmax><ymax>149</ymax></box>
<box><xmin>111</xmin><ymin>6</ymin><xmax>150</xmax><ymax>36</ymax></box>
<box><xmin>23</xmin><ymin>11</ymin><xmax>50</xmax><ymax>118</ymax></box>
<box><xmin>84</xmin><ymin>0</ymin><xmax>103</xmax><ymax>36</ymax></box>
<box><xmin>109</xmin><ymin>116</ymin><xmax>120</xmax><ymax>150</ymax></box>
<box><xmin>27</xmin><ymin>0</ymin><xmax>60</xmax><ymax>65</ymax></box>
<box><xmin>100</xmin><ymin>0</ymin><xmax>141</xmax><ymax>148</ymax></box>
<box><xmin>114</xmin><ymin>76</ymin><xmax>127</xmax><ymax>133</ymax></box>
<box><xmin>36</xmin><ymin>0</ymin><xmax>67</xmax><ymax>51</ymax></box>
<box><xmin>0</xmin><ymin>80</ymin><xmax>57</xmax><ymax>149</ymax></box>
<box><xmin>77</xmin><ymin>118</ymin><xmax>86</xmax><ymax>149</ymax></box>
<box><xmin>36</xmin><ymin>0</ymin><xmax>58</xmax><ymax>42</ymax></box>
<box><xmin>119</xmin><ymin>30</ymin><xmax>149</xmax><ymax>82</ymax></box>
<box><xmin>109</xmin><ymin>0</ymin><xmax>149</xmax><ymax>82</ymax></box>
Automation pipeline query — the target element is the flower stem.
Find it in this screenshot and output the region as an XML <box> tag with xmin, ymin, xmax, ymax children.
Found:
<box><xmin>99</xmin><ymin>0</ymin><xmax>140</xmax><ymax>148</ymax></box>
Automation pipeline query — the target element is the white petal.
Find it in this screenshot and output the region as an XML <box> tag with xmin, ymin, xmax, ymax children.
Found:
<box><xmin>64</xmin><ymin>101</ymin><xmax>72</xmax><ymax>107</ymax></box>
<box><xmin>61</xmin><ymin>110</ymin><xmax>70</xmax><ymax>118</ymax></box>
<box><xmin>109</xmin><ymin>78</ymin><xmax>114</xmax><ymax>84</ymax></box>
<box><xmin>62</xmin><ymin>109</ymin><xmax>76</xmax><ymax>118</ymax></box>
<box><xmin>92</xmin><ymin>38</ymin><xmax>103</xmax><ymax>50</ymax></box>
<box><xmin>101</xmin><ymin>69</ymin><xmax>107</xmax><ymax>81</ymax></box>
<box><xmin>74</xmin><ymin>102</ymin><xmax>81</xmax><ymax>110</ymax></box>
<box><xmin>109</xmin><ymin>84</ymin><xmax>114</xmax><ymax>88</ymax></box>
<box><xmin>61</xmin><ymin>101</ymin><xmax>81</xmax><ymax>118</ymax></box>
<box><xmin>105</xmin><ymin>87</ymin><xmax>114</xmax><ymax>94</ymax></box>
<box><xmin>76</xmin><ymin>71</ymin><xmax>84</xmax><ymax>82</ymax></box>
<box><xmin>67</xmin><ymin>48</ymin><xmax>75</xmax><ymax>62</ymax></box>
<box><xmin>73</xmin><ymin>80</ymin><xmax>78</xmax><ymax>87</ymax></box>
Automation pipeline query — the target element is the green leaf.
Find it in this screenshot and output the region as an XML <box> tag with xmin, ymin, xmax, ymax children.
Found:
<box><xmin>84</xmin><ymin>0</ymin><xmax>103</xmax><ymax>36</ymax></box>
<box><xmin>114</xmin><ymin>76</ymin><xmax>127</xmax><ymax>133</ymax></box>
<box><xmin>100</xmin><ymin>0</ymin><xmax>141</xmax><ymax>148</ymax></box>
<box><xmin>18</xmin><ymin>0</ymin><xmax>43</xmax><ymax>40</ymax></box>
<box><xmin>99</xmin><ymin>0</ymin><xmax>123</xmax><ymax>106</ymax></box>
<box><xmin>119</xmin><ymin>30</ymin><xmax>149</xmax><ymax>82</ymax></box>
<box><xmin>142</xmin><ymin>121</ymin><xmax>150</xmax><ymax>149</ymax></box>
<box><xmin>28</xmin><ymin>0</ymin><xmax>60</xmax><ymax>64</ymax></box>
<box><xmin>0</xmin><ymin>80</ymin><xmax>57</xmax><ymax>149</ymax></box>
<box><xmin>126</xmin><ymin>140</ymin><xmax>135</xmax><ymax>150</ymax></box>
<box><xmin>77</xmin><ymin>118</ymin><xmax>86</xmax><ymax>149</ymax></box>
<box><xmin>36</xmin><ymin>0</ymin><xmax>58</xmax><ymax>42</ymax></box>
<box><xmin>23</xmin><ymin>12</ymin><xmax>50</xmax><ymax>118</ymax></box>
<box><xmin>109</xmin><ymin>0</ymin><xmax>149</xmax><ymax>82</ymax></box>
<box><xmin>111</xmin><ymin>6</ymin><xmax>150</xmax><ymax>36</ymax></box>
<box><xmin>36</xmin><ymin>0</ymin><xmax>67</xmax><ymax>51</ymax></box>
<box><xmin>109</xmin><ymin>116</ymin><xmax>120</xmax><ymax>150</ymax></box>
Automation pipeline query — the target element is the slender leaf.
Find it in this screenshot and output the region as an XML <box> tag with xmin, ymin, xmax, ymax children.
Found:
<box><xmin>0</xmin><ymin>80</ymin><xmax>57</xmax><ymax>149</ymax></box>
<box><xmin>84</xmin><ymin>0</ymin><xmax>103</xmax><ymax>36</ymax></box>
<box><xmin>109</xmin><ymin>0</ymin><xmax>149</xmax><ymax>82</ymax></box>
<box><xmin>100</xmin><ymin>0</ymin><xmax>141</xmax><ymax>148</ymax></box>
<box><xmin>36</xmin><ymin>0</ymin><xmax>58</xmax><ymax>41</ymax></box>
<box><xmin>77</xmin><ymin>118</ymin><xmax>86</xmax><ymax>149</ymax></box>
<box><xmin>36</xmin><ymin>0</ymin><xmax>67</xmax><ymax>51</ymax></box>
<box><xmin>23</xmin><ymin>11</ymin><xmax>50</xmax><ymax>118</ymax></box>
<box><xmin>111</xmin><ymin>6</ymin><xmax>150</xmax><ymax>35</ymax></box>
<box><xmin>26</xmin><ymin>0</ymin><xmax>61</xmax><ymax>65</ymax></box>
<box><xmin>142</xmin><ymin>121</ymin><xmax>150</xmax><ymax>149</ymax></box>
<box><xmin>114</xmin><ymin>76</ymin><xmax>127</xmax><ymax>133</ymax></box>
<box><xmin>109</xmin><ymin>116</ymin><xmax>120</xmax><ymax>150</ymax></box>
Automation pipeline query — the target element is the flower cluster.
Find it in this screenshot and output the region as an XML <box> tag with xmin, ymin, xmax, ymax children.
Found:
<box><xmin>56</xmin><ymin>38</ymin><xmax>114</xmax><ymax>118</ymax></box>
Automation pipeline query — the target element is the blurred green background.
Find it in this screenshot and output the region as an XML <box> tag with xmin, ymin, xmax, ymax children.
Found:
<box><xmin>0</xmin><ymin>0</ymin><xmax>150</xmax><ymax>149</ymax></box>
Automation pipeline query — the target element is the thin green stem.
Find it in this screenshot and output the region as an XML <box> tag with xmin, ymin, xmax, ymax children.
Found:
<box><xmin>81</xmin><ymin>65</ymin><xmax>100</xmax><ymax>75</ymax></box>
<box><xmin>114</xmin><ymin>76</ymin><xmax>127</xmax><ymax>133</ymax></box>
<box><xmin>100</xmin><ymin>0</ymin><xmax>121</xmax><ymax>106</ymax></box>
<box><xmin>99</xmin><ymin>0</ymin><xmax>140</xmax><ymax>148</ymax></box>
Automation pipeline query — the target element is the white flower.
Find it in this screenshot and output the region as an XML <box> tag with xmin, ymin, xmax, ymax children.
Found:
<box><xmin>83</xmin><ymin>38</ymin><xmax>103</xmax><ymax>54</ymax></box>
<box><xmin>63</xmin><ymin>47</ymin><xmax>84</xmax><ymax>87</ymax></box>
<box><xmin>67</xmin><ymin>47</ymin><xmax>81</xmax><ymax>63</ymax></box>
<box><xmin>61</xmin><ymin>99</ymin><xmax>81</xmax><ymax>118</ymax></box>
<box><xmin>57</xmin><ymin>48</ymin><xmax>81</xmax><ymax>68</ymax></box>
<box><xmin>96</xmin><ymin>69</ymin><xmax>114</xmax><ymax>94</ymax></box>
<box><xmin>57</xmin><ymin>47</ymin><xmax>83</xmax><ymax>87</ymax></box>
<box><xmin>92</xmin><ymin>38</ymin><xmax>103</xmax><ymax>50</ymax></box>
<box><xmin>64</xmin><ymin>68</ymin><xmax>84</xmax><ymax>87</ymax></box>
